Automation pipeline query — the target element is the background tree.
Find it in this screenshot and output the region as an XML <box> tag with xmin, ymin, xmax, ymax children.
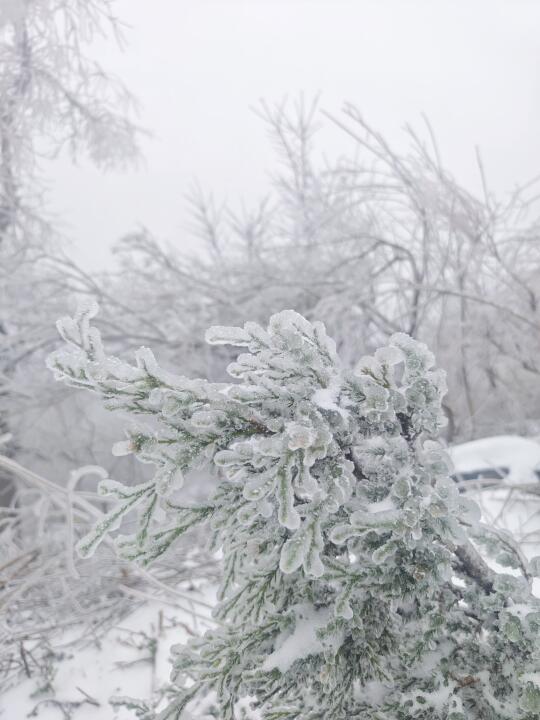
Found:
<box><xmin>101</xmin><ymin>99</ymin><xmax>540</xmax><ymax>444</ymax></box>
<box><xmin>0</xmin><ymin>0</ymin><xmax>142</xmax><ymax>491</ymax></box>
<box><xmin>0</xmin><ymin>0</ymin><xmax>146</xmax><ymax>687</ymax></box>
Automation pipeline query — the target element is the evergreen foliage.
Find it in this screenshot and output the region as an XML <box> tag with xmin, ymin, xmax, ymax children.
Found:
<box><xmin>48</xmin><ymin>301</ymin><xmax>540</xmax><ymax>719</ymax></box>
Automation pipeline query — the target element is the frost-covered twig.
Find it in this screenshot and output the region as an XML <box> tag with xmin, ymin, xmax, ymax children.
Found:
<box><xmin>0</xmin><ymin>452</ymin><xmax>218</xmax><ymax>694</ymax></box>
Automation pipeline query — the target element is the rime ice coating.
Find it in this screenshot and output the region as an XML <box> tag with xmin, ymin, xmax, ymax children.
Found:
<box><xmin>48</xmin><ymin>304</ymin><xmax>540</xmax><ymax>719</ymax></box>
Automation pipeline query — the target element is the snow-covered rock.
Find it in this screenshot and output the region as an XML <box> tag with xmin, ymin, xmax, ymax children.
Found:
<box><xmin>449</xmin><ymin>435</ymin><xmax>540</xmax><ymax>486</ymax></box>
<box><xmin>449</xmin><ymin>436</ymin><xmax>540</xmax><ymax>568</ymax></box>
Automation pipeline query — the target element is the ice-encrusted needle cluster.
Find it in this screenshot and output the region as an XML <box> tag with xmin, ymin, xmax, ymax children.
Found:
<box><xmin>48</xmin><ymin>302</ymin><xmax>540</xmax><ymax>719</ymax></box>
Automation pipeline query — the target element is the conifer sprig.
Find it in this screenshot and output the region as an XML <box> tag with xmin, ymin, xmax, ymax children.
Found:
<box><xmin>48</xmin><ymin>303</ymin><xmax>540</xmax><ymax>719</ymax></box>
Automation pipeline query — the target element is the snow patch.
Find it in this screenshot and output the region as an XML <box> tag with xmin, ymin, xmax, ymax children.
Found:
<box><xmin>262</xmin><ymin>604</ymin><xmax>331</xmax><ymax>673</ymax></box>
<box><xmin>312</xmin><ymin>378</ymin><xmax>348</xmax><ymax>420</ymax></box>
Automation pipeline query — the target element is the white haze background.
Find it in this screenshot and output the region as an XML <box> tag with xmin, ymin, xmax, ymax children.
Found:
<box><xmin>46</xmin><ymin>0</ymin><xmax>540</xmax><ymax>270</ymax></box>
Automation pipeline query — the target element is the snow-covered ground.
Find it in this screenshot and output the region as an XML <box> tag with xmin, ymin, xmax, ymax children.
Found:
<box><xmin>1</xmin><ymin>585</ymin><xmax>216</xmax><ymax>719</ymax></box>
<box><xmin>4</xmin><ymin>435</ymin><xmax>540</xmax><ymax>718</ymax></box>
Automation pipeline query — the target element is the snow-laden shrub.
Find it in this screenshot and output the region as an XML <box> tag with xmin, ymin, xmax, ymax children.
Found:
<box><xmin>48</xmin><ymin>302</ymin><xmax>540</xmax><ymax>719</ymax></box>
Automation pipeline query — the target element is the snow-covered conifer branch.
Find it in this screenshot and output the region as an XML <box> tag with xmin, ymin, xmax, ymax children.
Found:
<box><xmin>48</xmin><ymin>303</ymin><xmax>540</xmax><ymax>719</ymax></box>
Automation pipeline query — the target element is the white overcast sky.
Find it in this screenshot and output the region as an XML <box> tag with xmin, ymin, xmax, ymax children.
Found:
<box><xmin>47</xmin><ymin>0</ymin><xmax>540</xmax><ymax>270</ymax></box>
